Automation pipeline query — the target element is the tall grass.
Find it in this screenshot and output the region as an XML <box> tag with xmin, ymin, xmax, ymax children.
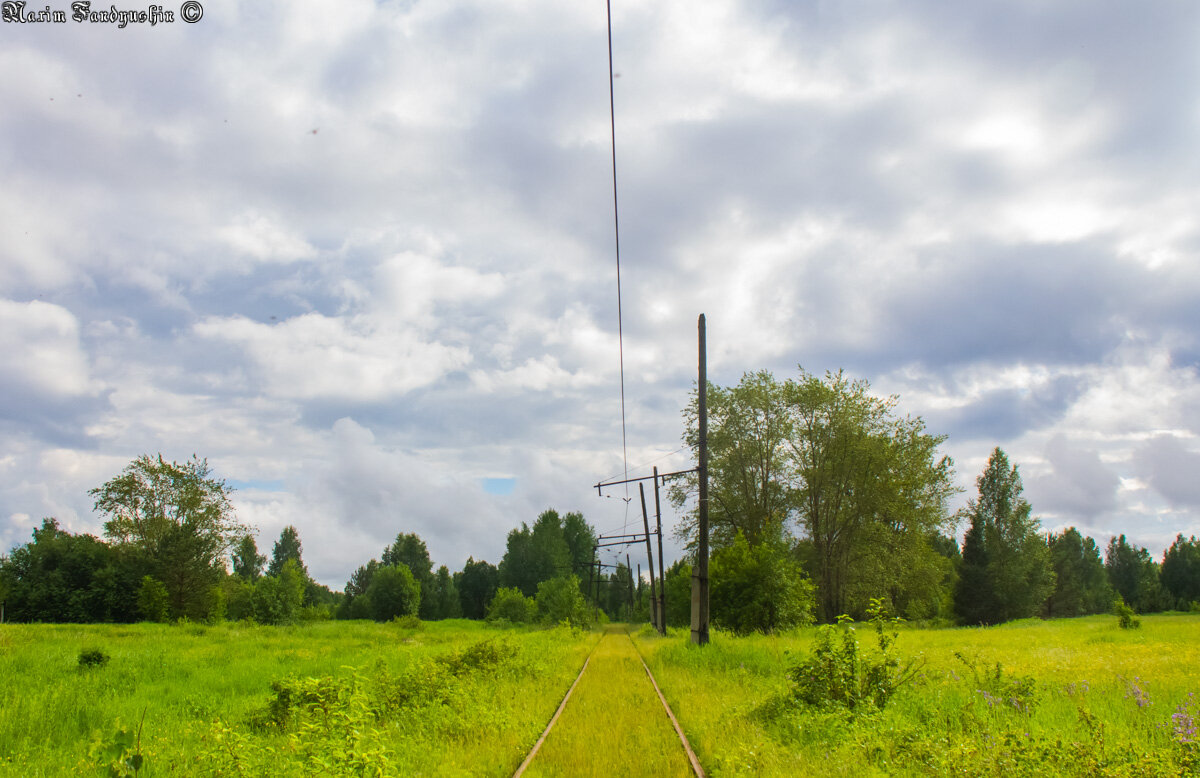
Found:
<box><xmin>632</xmin><ymin>613</ymin><xmax>1200</xmax><ymax>776</ymax></box>
<box><xmin>0</xmin><ymin>619</ymin><xmax>597</xmax><ymax>776</ymax></box>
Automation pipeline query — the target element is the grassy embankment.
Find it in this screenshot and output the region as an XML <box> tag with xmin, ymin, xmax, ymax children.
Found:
<box><xmin>0</xmin><ymin>619</ymin><xmax>598</xmax><ymax>776</ymax></box>
<box><xmin>633</xmin><ymin>613</ymin><xmax>1200</xmax><ymax>776</ymax></box>
<box><xmin>523</xmin><ymin>625</ymin><xmax>693</xmax><ymax>778</ymax></box>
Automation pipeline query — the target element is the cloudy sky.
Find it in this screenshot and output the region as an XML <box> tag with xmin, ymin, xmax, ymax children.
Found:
<box><xmin>3</xmin><ymin>0</ymin><xmax>1199</xmax><ymax>588</ymax></box>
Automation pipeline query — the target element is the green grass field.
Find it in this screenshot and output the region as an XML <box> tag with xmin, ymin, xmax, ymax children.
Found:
<box><xmin>633</xmin><ymin>613</ymin><xmax>1200</xmax><ymax>776</ymax></box>
<box><xmin>3</xmin><ymin>614</ymin><xmax>1199</xmax><ymax>776</ymax></box>
<box><xmin>0</xmin><ymin>619</ymin><xmax>598</xmax><ymax>776</ymax></box>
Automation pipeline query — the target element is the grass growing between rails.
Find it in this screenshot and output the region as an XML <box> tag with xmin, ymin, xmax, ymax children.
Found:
<box><xmin>524</xmin><ymin>626</ymin><xmax>694</xmax><ymax>778</ymax></box>
<box><xmin>632</xmin><ymin>613</ymin><xmax>1200</xmax><ymax>776</ymax></box>
<box><xmin>0</xmin><ymin>619</ymin><xmax>599</xmax><ymax>776</ymax></box>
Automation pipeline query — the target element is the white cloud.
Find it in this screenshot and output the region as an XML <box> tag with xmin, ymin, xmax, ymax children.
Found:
<box><xmin>3</xmin><ymin>0</ymin><xmax>1200</xmax><ymax>581</ymax></box>
<box><xmin>194</xmin><ymin>313</ymin><xmax>471</xmax><ymax>401</ymax></box>
<box><xmin>0</xmin><ymin>300</ymin><xmax>98</xmax><ymax>398</ymax></box>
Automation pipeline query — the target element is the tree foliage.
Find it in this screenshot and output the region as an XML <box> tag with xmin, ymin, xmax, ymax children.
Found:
<box><xmin>535</xmin><ymin>575</ymin><xmax>591</xmax><ymax>628</ymax></box>
<box><xmin>91</xmin><ymin>454</ymin><xmax>245</xmax><ymax>621</ymax></box>
<box><xmin>1161</xmin><ymin>534</ymin><xmax>1200</xmax><ymax>609</ymax></box>
<box><xmin>1105</xmin><ymin>535</ymin><xmax>1165</xmax><ymax>613</ymax></box>
<box><xmin>954</xmin><ymin>448</ymin><xmax>1054</xmax><ymax>625</ymax></box>
<box><xmin>498</xmin><ymin>509</ymin><xmax>592</xmax><ymax>599</ymax></box>
<box><xmin>91</xmin><ymin>454</ymin><xmax>243</xmax><ymax>557</ymax></box>
<box><xmin>0</xmin><ymin>518</ymin><xmax>146</xmax><ymax>623</ymax></box>
<box><xmin>709</xmin><ymin>533</ymin><xmax>814</xmax><ymax>634</ymax></box>
<box><xmin>382</xmin><ymin>533</ymin><xmax>435</xmax><ymax>617</ymax></box>
<box><xmin>429</xmin><ymin>565</ymin><xmax>462</xmax><ymax>620</ymax></box>
<box><xmin>486</xmin><ymin>586</ymin><xmax>536</xmax><ymax>623</ymax></box>
<box><xmin>674</xmin><ymin>369</ymin><xmax>956</xmax><ymax>622</ymax></box>
<box><xmin>267</xmin><ymin>526</ymin><xmax>306</xmax><ymax>578</ymax></box>
<box><xmin>1045</xmin><ymin>527</ymin><xmax>1112</xmax><ymax>618</ymax></box>
<box><xmin>366</xmin><ymin>564</ymin><xmax>420</xmax><ymax>621</ymax></box>
<box><xmin>455</xmin><ymin>557</ymin><xmax>498</xmax><ymax>620</ymax></box>
<box><xmin>232</xmin><ymin>535</ymin><xmax>266</xmax><ymax>582</ymax></box>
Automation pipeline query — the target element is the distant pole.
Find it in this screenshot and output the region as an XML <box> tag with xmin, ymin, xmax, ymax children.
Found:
<box><xmin>626</xmin><ymin>553</ymin><xmax>635</xmax><ymax>620</ymax></box>
<box><xmin>653</xmin><ymin>466</ymin><xmax>667</xmax><ymax>634</ymax></box>
<box><xmin>639</xmin><ymin>483</ymin><xmax>659</xmax><ymax>631</ymax></box>
<box><xmin>589</xmin><ymin>546</ymin><xmax>598</xmax><ymax>612</ymax></box>
<box><xmin>692</xmin><ymin>313</ymin><xmax>710</xmax><ymax>646</ymax></box>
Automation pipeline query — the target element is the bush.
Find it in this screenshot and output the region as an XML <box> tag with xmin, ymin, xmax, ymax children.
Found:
<box><xmin>78</xmin><ymin>647</ymin><xmax>110</xmax><ymax>668</ymax></box>
<box><xmin>486</xmin><ymin>587</ymin><xmax>536</xmax><ymax>623</ymax></box>
<box><xmin>1114</xmin><ymin>598</ymin><xmax>1141</xmax><ymax>629</ymax></box>
<box><xmin>789</xmin><ymin>599</ymin><xmax>921</xmax><ymax>713</ymax></box>
<box><xmin>710</xmin><ymin>533</ymin><xmax>814</xmax><ymax>634</ymax></box>
<box><xmin>391</xmin><ymin>614</ymin><xmax>422</xmax><ymax>630</ymax></box>
<box><xmin>535</xmin><ymin>576</ymin><xmax>591</xmax><ymax>628</ymax></box>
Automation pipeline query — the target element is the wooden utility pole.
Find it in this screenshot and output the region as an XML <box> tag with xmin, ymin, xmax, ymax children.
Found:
<box><xmin>692</xmin><ymin>313</ymin><xmax>710</xmax><ymax>645</ymax></box>
<box><xmin>589</xmin><ymin>547</ymin><xmax>598</xmax><ymax>612</ymax></box>
<box><xmin>639</xmin><ymin>483</ymin><xmax>659</xmax><ymax>631</ymax></box>
<box><xmin>653</xmin><ymin>466</ymin><xmax>667</xmax><ymax>634</ymax></box>
<box><xmin>626</xmin><ymin>553</ymin><xmax>635</xmax><ymax>619</ymax></box>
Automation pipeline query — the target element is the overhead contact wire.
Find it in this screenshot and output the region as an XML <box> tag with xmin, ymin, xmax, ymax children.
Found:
<box><xmin>606</xmin><ymin>0</ymin><xmax>631</xmax><ymax>533</ymax></box>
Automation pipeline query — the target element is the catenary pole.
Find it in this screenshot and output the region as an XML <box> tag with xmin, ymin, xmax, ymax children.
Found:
<box><xmin>692</xmin><ymin>313</ymin><xmax>710</xmax><ymax>645</ymax></box>
<box><xmin>653</xmin><ymin>465</ymin><xmax>667</xmax><ymax>634</ymax></box>
<box><xmin>639</xmin><ymin>483</ymin><xmax>659</xmax><ymax>631</ymax></box>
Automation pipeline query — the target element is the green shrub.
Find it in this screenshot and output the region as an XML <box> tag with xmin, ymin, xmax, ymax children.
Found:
<box><xmin>1114</xmin><ymin>598</ymin><xmax>1141</xmax><ymax>629</ymax></box>
<box><xmin>391</xmin><ymin>614</ymin><xmax>422</xmax><ymax>630</ymax></box>
<box><xmin>78</xmin><ymin>647</ymin><xmax>110</xmax><ymax>669</ymax></box>
<box><xmin>535</xmin><ymin>576</ymin><xmax>591</xmax><ymax>628</ymax></box>
<box><xmin>486</xmin><ymin>587</ymin><xmax>535</xmax><ymax>623</ymax></box>
<box><xmin>788</xmin><ymin>599</ymin><xmax>921</xmax><ymax>713</ymax></box>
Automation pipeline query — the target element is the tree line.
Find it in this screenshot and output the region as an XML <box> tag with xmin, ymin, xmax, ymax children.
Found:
<box><xmin>5</xmin><ymin>370</ymin><xmax>1200</xmax><ymax>632</ymax></box>
<box><xmin>0</xmin><ymin>455</ymin><xmax>614</xmax><ymax>627</ymax></box>
<box><xmin>662</xmin><ymin>368</ymin><xmax>1200</xmax><ymax>633</ymax></box>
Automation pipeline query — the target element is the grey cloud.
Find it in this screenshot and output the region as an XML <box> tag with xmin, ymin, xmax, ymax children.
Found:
<box><xmin>921</xmin><ymin>375</ymin><xmax>1087</xmax><ymax>444</ymax></box>
<box><xmin>1027</xmin><ymin>434</ymin><xmax>1119</xmax><ymax>520</ymax></box>
<box><xmin>1134</xmin><ymin>435</ymin><xmax>1200</xmax><ymax>509</ymax></box>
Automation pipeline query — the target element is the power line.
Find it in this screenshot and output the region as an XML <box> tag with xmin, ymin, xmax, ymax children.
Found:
<box><xmin>605</xmin><ymin>0</ymin><xmax>631</xmax><ymax>534</ymax></box>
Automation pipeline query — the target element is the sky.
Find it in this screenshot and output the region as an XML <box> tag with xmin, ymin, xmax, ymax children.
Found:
<box><xmin>3</xmin><ymin>0</ymin><xmax>1200</xmax><ymax>589</ymax></box>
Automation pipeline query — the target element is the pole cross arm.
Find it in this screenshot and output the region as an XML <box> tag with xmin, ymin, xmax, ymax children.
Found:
<box><xmin>594</xmin><ymin>467</ymin><xmax>698</xmax><ymax>495</ymax></box>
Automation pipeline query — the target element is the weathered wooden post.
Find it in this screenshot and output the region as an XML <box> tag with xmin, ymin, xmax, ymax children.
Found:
<box><xmin>653</xmin><ymin>465</ymin><xmax>667</xmax><ymax>634</ymax></box>
<box><xmin>691</xmin><ymin>313</ymin><xmax>710</xmax><ymax>645</ymax></box>
<box><xmin>639</xmin><ymin>483</ymin><xmax>659</xmax><ymax>631</ymax></box>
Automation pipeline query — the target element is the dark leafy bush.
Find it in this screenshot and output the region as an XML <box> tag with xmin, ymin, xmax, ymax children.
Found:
<box><xmin>79</xmin><ymin>647</ymin><xmax>110</xmax><ymax>669</ymax></box>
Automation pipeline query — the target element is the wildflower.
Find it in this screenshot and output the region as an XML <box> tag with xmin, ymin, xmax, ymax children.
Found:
<box><xmin>1174</xmin><ymin>704</ymin><xmax>1197</xmax><ymax>744</ymax></box>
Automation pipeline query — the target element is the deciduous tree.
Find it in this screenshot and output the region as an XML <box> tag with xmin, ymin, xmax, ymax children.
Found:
<box><xmin>709</xmin><ymin>532</ymin><xmax>814</xmax><ymax>634</ymax></box>
<box><xmin>366</xmin><ymin>564</ymin><xmax>420</xmax><ymax>621</ymax></box>
<box><xmin>91</xmin><ymin>454</ymin><xmax>245</xmax><ymax>620</ymax></box>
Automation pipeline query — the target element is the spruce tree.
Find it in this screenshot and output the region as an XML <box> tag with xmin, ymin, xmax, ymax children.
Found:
<box><xmin>953</xmin><ymin>448</ymin><xmax>1054</xmax><ymax>625</ymax></box>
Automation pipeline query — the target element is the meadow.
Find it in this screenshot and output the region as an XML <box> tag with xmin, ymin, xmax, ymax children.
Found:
<box><xmin>0</xmin><ymin>619</ymin><xmax>598</xmax><ymax>776</ymax></box>
<box><xmin>3</xmin><ymin>614</ymin><xmax>1199</xmax><ymax>776</ymax></box>
<box><xmin>634</xmin><ymin>613</ymin><xmax>1200</xmax><ymax>776</ymax></box>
